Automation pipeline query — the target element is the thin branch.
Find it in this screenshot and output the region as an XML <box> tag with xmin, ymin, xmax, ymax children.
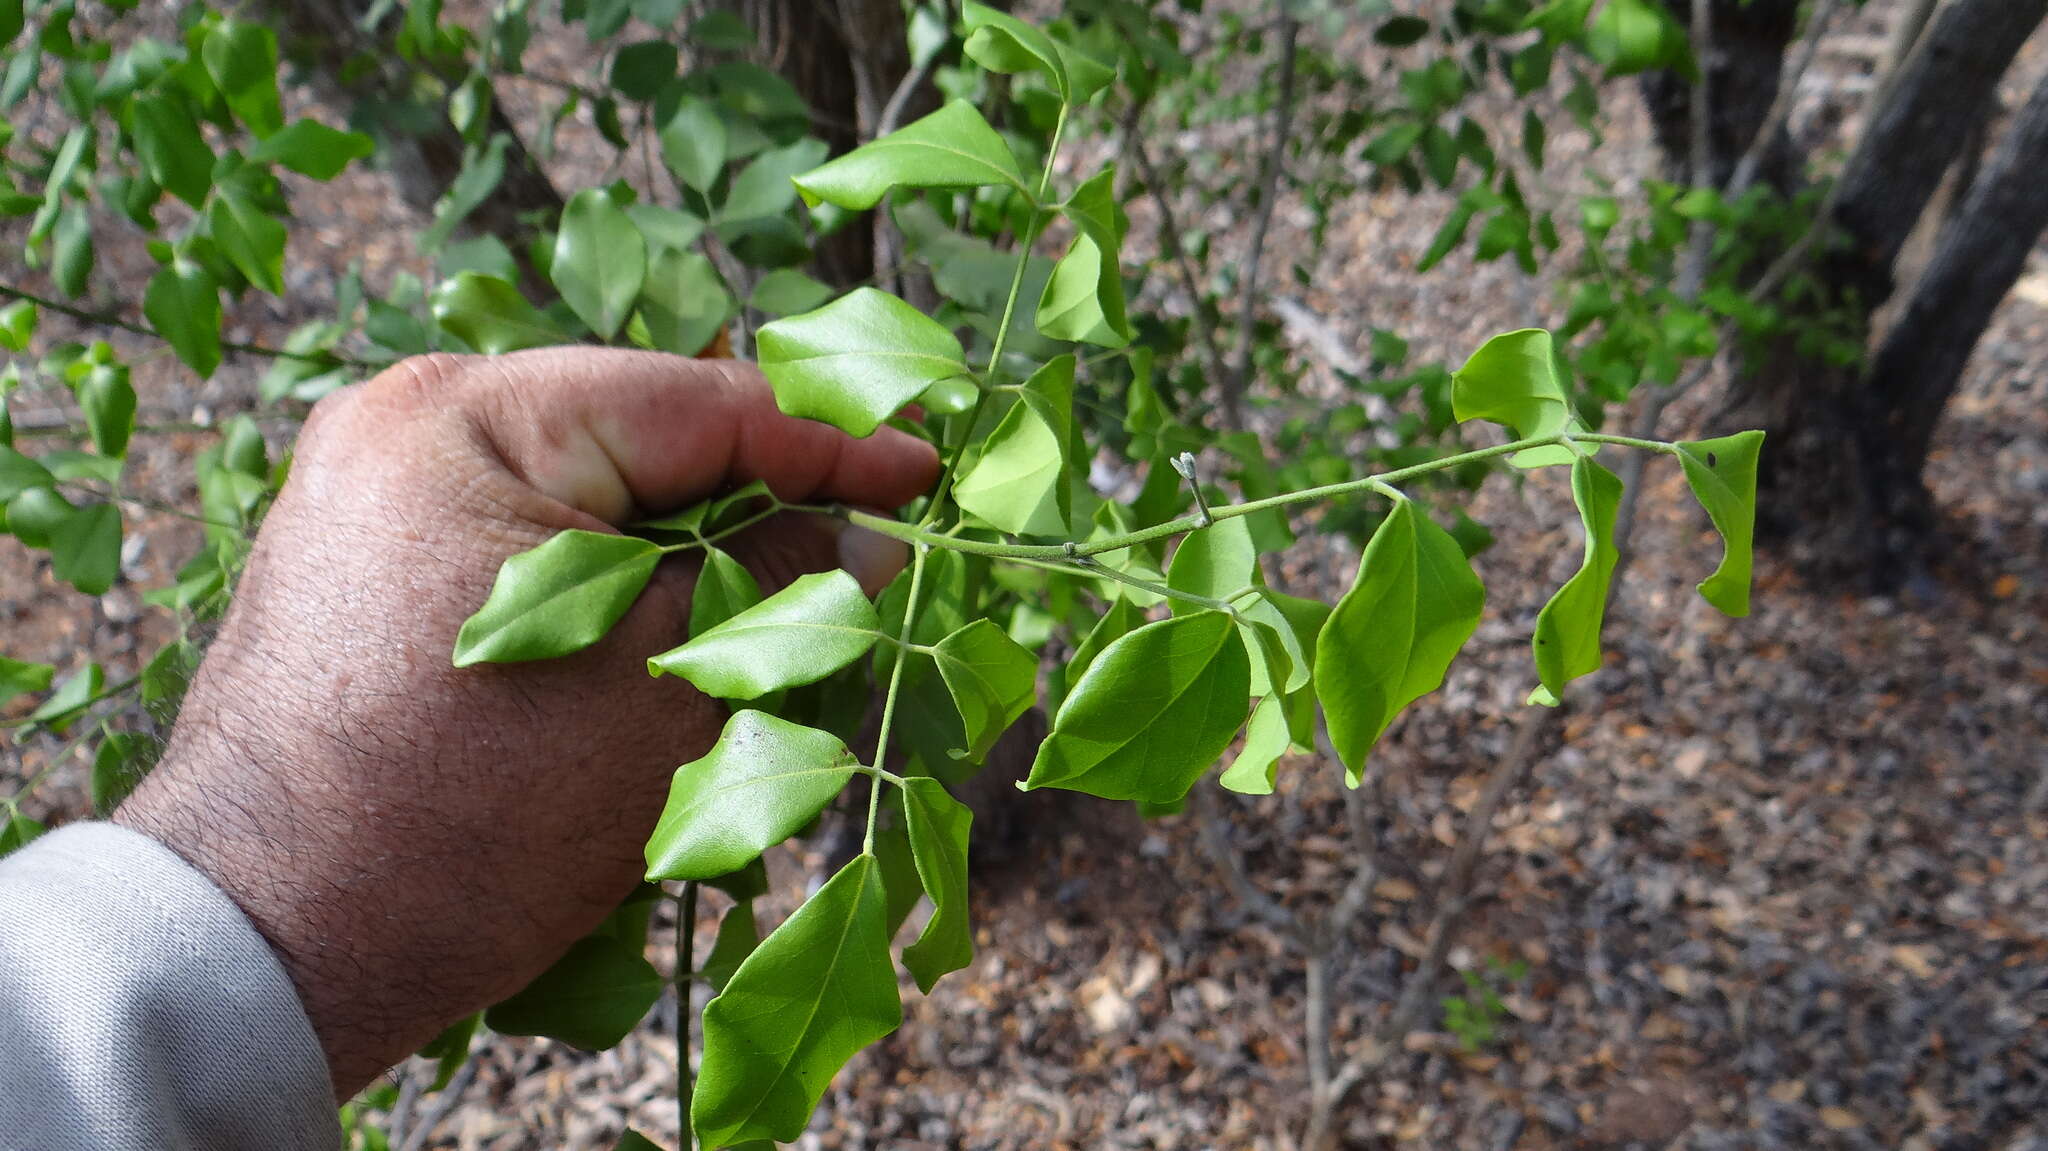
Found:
<box><xmin>393</xmin><ymin>1054</ymin><xmax>480</xmax><ymax>1151</ymax></box>
<box><xmin>1727</xmin><ymin>0</ymin><xmax>1840</xmax><ymax>197</ymax></box>
<box><xmin>1222</xmin><ymin>12</ymin><xmax>1300</xmax><ymax>429</ymax></box>
<box><xmin>1674</xmin><ymin>0</ymin><xmax>1717</xmax><ymax>300</ymax></box>
<box><xmin>876</xmin><ymin>52</ymin><xmax>937</xmax><ymax>139</ymax></box>
<box><xmin>0</xmin><ymin>284</ymin><xmax>369</xmax><ymax>368</ymax></box>
<box><xmin>1194</xmin><ymin>784</ymin><xmax>1305</xmax><ymax>941</ymax></box>
<box><xmin>1125</xmin><ymin>122</ymin><xmax>1231</xmax><ymax>388</ymax></box>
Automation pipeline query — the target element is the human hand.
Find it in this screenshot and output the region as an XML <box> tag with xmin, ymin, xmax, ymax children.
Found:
<box><xmin>112</xmin><ymin>349</ymin><xmax>938</xmax><ymax>1095</ymax></box>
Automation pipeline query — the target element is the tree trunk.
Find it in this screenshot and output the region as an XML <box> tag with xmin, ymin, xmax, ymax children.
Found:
<box><xmin>1642</xmin><ymin>0</ymin><xmax>1802</xmax><ymax>190</ymax></box>
<box><xmin>1852</xmin><ymin>68</ymin><xmax>2048</xmax><ymax>562</ymax></box>
<box><xmin>1717</xmin><ymin>0</ymin><xmax>2048</xmax><ymax>586</ymax></box>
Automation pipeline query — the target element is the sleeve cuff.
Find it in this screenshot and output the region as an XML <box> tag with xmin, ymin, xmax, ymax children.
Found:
<box><xmin>0</xmin><ymin>821</ymin><xmax>342</xmax><ymax>1150</ymax></box>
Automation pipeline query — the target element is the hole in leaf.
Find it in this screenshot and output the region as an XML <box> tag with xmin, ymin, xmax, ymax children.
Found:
<box><xmin>1706</xmin><ymin>451</ymin><xmax>1718</xmax><ymax>467</ymax></box>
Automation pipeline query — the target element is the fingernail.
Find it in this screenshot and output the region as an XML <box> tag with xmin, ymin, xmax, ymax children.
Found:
<box><xmin>837</xmin><ymin>524</ymin><xmax>910</xmax><ymax>596</ymax></box>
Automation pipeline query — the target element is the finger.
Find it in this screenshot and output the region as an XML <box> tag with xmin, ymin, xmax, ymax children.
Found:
<box><xmin>436</xmin><ymin>349</ymin><xmax>940</xmax><ymax>522</ymax></box>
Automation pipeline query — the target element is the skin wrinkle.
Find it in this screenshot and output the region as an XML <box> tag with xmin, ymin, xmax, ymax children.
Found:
<box><xmin>112</xmin><ymin>350</ymin><xmax>936</xmax><ymax>1095</ymax></box>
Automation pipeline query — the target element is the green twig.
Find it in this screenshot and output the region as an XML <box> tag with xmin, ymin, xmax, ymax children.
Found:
<box><xmin>863</xmin><ymin>546</ymin><xmax>928</xmax><ymax>854</ymax></box>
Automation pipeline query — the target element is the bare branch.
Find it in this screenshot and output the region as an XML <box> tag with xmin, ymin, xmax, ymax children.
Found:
<box><xmin>1221</xmin><ymin>12</ymin><xmax>1301</xmax><ymax>429</ymax></box>
<box><xmin>1674</xmin><ymin>0</ymin><xmax>1718</xmax><ymax>300</ymax></box>
<box><xmin>1125</xmin><ymin>114</ymin><xmax>1232</xmax><ymax>389</ymax></box>
<box><xmin>0</xmin><ymin>283</ymin><xmax>369</xmax><ymax>368</ymax></box>
<box><xmin>1194</xmin><ymin>785</ymin><xmax>1305</xmax><ymax>942</ymax></box>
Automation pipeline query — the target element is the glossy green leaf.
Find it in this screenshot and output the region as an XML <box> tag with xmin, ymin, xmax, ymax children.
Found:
<box><xmin>453</xmin><ymin>530</ymin><xmax>662</xmax><ymax>666</ymax></box>
<box><xmin>130</xmin><ymin>94</ymin><xmax>214</xmax><ymax>207</ymax></box>
<box><xmin>484</xmin><ymin>935</ymin><xmax>664</xmax><ymax>1050</ymax></box>
<box><xmin>1167</xmin><ymin>516</ymin><xmax>1257</xmax><ymax>603</ymax></box>
<box><xmin>638</xmin><ymin>247</ymin><xmax>730</xmax><ymax>356</ymax></box>
<box><xmin>201</xmin><ymin>19</ymin><xmax>283</xmax><ymax>136</ymax></box>
<box><xmin>792</xmin><ymin>100</ymin><xmax>1029</xmax><ymax>210</ymax></box>
<box><xmin>0</xmin><ymin>299</ymin><xmax>34</xmax><ymax>351</ymax></box>
<box><xmin>625</xmin><ymin>203</ymin><xmax>705</xmax><ymax>256</ymax></box>
<box><xmin>1024</xmin><ymin>612</ymin><xmax>1251</xmax><ymax>804</ymax></box>
<box><xmin>1587</xmin><ymin>0</ymin><xmax>1691</xmax><ymax>76</ymax></box>
<box><xmin>207</xmin><ymin>187</ymin><xmax>287</xmax><ymax>295</ymax></box>
<box><xmin>248</xmin><ymin>119</ymin><xmax>374</xmax><ymax>180</ymax></box>
<box><xmin>757</xmin><ymin>288</ymin><xmax>968</xmax><ymax>438</ymax></box>
<box><xmin>1675</xmin><ymin>431</ymin><xmax>1763</xmax><ymax>617</ymax></box>
<box><xmin>719</xmin><ymin>138</ymin><xmax>828</xmax><ymax>224</ymax></box>
<box><xmin>659</xmin><ymin>97</ymin><xmax>727</xmax><ymax>191</ymax></box>
<box><xmin>899</xmin><ymin>776</ymin><xmax>972</xmax><ymax>992</ymax></box>
<box><xmin>645</xmin><ymin>710</ymin><xmax>857</xmax><ymax>881</ymax></box>
<box><xmin>1219</xmin><ymin>696</ymin><xmax>1288</xmax><ymax>796</ymax></box>
<box><xmin>649</xmin><ymin>570</ymin><xmax>879</xmax><ymax>698</ymax></box>
<box><xmin>694</xmin><ymin>853</ymin><xmax>901</xmax><ymax>1146</ymax></box>
<box><xmin>961</xmin><ymin>2</ymin><xmax>1115</xmax><ymax>102</ymax></box>
<box><xmin>6</xmin><ymin>487</ymin><xmax>73</xmax><ymax>549</ymax></box>
<box><xmin>1036</xmin><ymin>169</ymin><xmax>1130</xmax><ymax>347</ymax></box>
<box><xmin>0</xmin><ymin>446</ymin><xmax>52</xmax><ymax>501</ymax></box>
<box><xmin>953</xmin><ymin>398</ymin><xmax>1066</xmax><ymax>536</ymax></box>
<box><xmin>50</xmin><ymin>501</ymin><xmax>119</xmax><ymax>595</ymax></box>
<box><xmin>431</xmin><ymin>272</ymin><xmax>567</xmax><ymax>354</ymax></box>
<box><xmin>929</xmin><ymin>619</ymin><xmax>1036</xmax><ymax>762</ymax></box>
<box><xmin>1452</xmin><ymin>327</ymin><xmax>1581</xmax><ymax>467</ymax></box>
<box><xmin>0</xmin><ymin>655</ymin><xmax>54</xmax><ymax>708</ymax></box>
<box><xmin>1056</xmin><ymin>595</ymin><xmax>1140</xmax><ymax>714</ymax></box>
<box><xmin>691</xmin><ymin>545</ymin><xmax>762</xmax><ymax>638</ymax></box>
<box><xmin>699</xmin><ymin>899</ymin><xmax>757</xmax><ymax>992</ymax></box>
<box><xmin>1315</xmin><ymin>499</ymin><xmax>1484</xmax><ymax>780</ymax></box>
<box><xmin>79</xmin><ymin>364</ymin><xmax>135</xmax><ymax>459</ymax></box>
<box><xmin>0</xmin><ymin>813</ymin><xmax>43</xmax><ymax>857</ymax></box>
<box><xmin>1531</xmin><ymin>455</ymin><xmax>1624</xmax><ymax>699</ymax></box>
<box><xmin>143</xmin><ymin>261</ymin><xmax>221</xmax><ymax>379</ymax></box>
<box><xmin>553</xmin><ymin>188</ymin><xmax>646</xmax><ymax>340</ymax></box>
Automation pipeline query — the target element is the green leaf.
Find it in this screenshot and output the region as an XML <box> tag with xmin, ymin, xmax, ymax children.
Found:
<box><xmin>625</xmin><ymin>203</ymin><xmax>705</xmax><ymax>256</ymax></box>
<box><xmin>953</xmin><ymin>398</ymin><xmax>1067</xmax><ymax>536</ymax></box>
<box><xmin>1375</xmin><ymin>15</ymin><xmax>1432</xmax><ymax>46</ymax></box>
<box><xmin>50</xmin><ymin>501</ymin><xmax>119</xmax><ymax>595</ymax></box>
<box><xmin>792</xmin><ymin>100</ymin><xmax>1029</xmax><ymax>210</ymax></box>
<box><xmin>638</xmin><ymin>247</ymin><xmax>730</xmax><ymax>356</ymax></box>
<box><xmin>929</xmin><ymin>619</ymin><xmax>1036</xmax><ymax>762</ymax></box>
<box><xmin>1531</xmin><ymin>455</ymin><xmax>1624</xmax><ymax>698</ymax></box>
<box><xmin>612</xmin><ymin>1134</ymin><xmax>662</xmax><ymax>1151</ymax></box>
<box><xmin>699</xmin><ymin>899</ymin><xmax>758</xmax><ymax>992</ymax></box>
<box><xmin>690</xmin><ymin>545</ymin><xmax>762</xmax><ymax>638</ymax></box>
<box><xmin>1056</xmin><ymin>595</ymin><xmax>1139</xmax><ymax>713</ymax></box>
<box><xmin>201</xmin><ymin>19</ymin><xmax>283</xmax><ymax>136</ymax></box>
<box><xmin>143</xmin><ymin>260</ymin><xmax>221</xmax><ymax>378</ymax></box>
<box><xmin>899</xmin><ymin>776</ymin><xmax>972</xmax><ymax>992</ymax></box>
<box><xmin>248</xmin><ymin>119</ymin><xmax>374</xmax><ymax>180</ymax></box>
<box><xmin>1315</xmin><ymin>499</ymin><xmax>1484</xmax><ymax>781</ymax></box>
<box><xmin>30</xmin><ymin>662</ymin><xmax>101</xmax><ymax>734</ymax></box>
<box><xmin>79</xmin><ymin>364</ymin><xmax>135</xmax><ymax>459</ymax></box>
<box><xmin>453</xmin><ymin>530</ymin><xmax>662</xmax><ymax>666</ymax></box>
<box><xmin>719</xmin><ymin>138</ymin><xmax>829</xmax><ymax>224</ymax></box>
<box><xmin>644</xmin><ymin>710</ymin><xmax>857</xmax><ymax>881</ymax></box>
<box><xmin>748</xmin><ymin>269</ymin><xmax>834</xmax><ymax>317</ymax></box>
<box><xmin>1586</xmin><ymin>0</ymin><xmax>1691</xmax><ymax>77</ymax></box>
<box><xmin>1024</xmin><ymin>612</ymin><xmax>1251</xmax><ymax>804</ymax></box>
<box><xmin>1219</xmin><ymin>696</ymin><xmax>1288</xmax><ymax>795</ymax></box>
<box><xmin>52</xmin><ymin>202</ymin><xmax>91</xmax><ymax>299</ymax></box>
<box><xmin>649</xmin><ymin>570</ymin><xmax>880</xmax><ymax>698</ymax></box>
<box><xmin>6</xmin><ymin>486</ymin><xmax>73</xmax><ymax>549</ymax></box>
<box><xmin>553</xmin><ymin>188</ymin><xmax>646</xmax><ymax>340</ymax></box>
<box><xmin>1675</xmin><ymin>431</ymin><xmax>1763</xmax><ymax>617</ymax></box>
<box><xmin>418</xmin><ymin>1014</ymin><xmax>481</xmax><ymax>1090</ymax></box>
<box><xmin>1452</xmin><ymin>328</ymin><xmax>1577</xmax><ymax>467</ymax></box>
<box><xmin>207</xmin><ymin>187</ymin><xmax>287</xmax><ymax>295</ymax></box>
<box><xmin>130</xmin><ymin>94</ymin><xmax>214</xmax><ymax>207</ymax></box>
<box><xmin>0</xmin><ymin>299</ymin><xmax>34</xmax><ymax>351</ymax></box>
<box><xmin>695</xmin><ymin>853</ymin><xmax>900</xmax><ymax>1146</ymax></box>
<box><xmin>757</xmin><ymin>288</ymin><xmax>968</xmax><ymax>438</ymax></box>
<box><xmin>0</xmin><ymin>445</ymin><xmax>53</xmax><ymax>501</ymax></box>
<box><xmin>424</xmin><ymin>135</ymin><xmax>510</xmax><ymax>250</ymax></box>
<box><xmin>609</xmin><ymin>39</ymin><xmax>676</xmax><ymax>102</ymax></box>
<box><xmin>431</xmin><ymin>272</ymin><xmax>567</xmax><ymax>354</ymax></box>
<box><xmin>961</xmin><ymin>2</ymin><xmax>1114</xmax><ymax>102</ymax></box>
<box><xmin>1039</xmin><ymin>169</ymin><xmax>1131</xmax><ymax>347</ymax></box>
<box><xmin>1167</xmin><ymin>517</ymin><xmax>1258</xmax><ymax>604</ymax></box>
<box><xmin>485</xmin><ymin>935</ymin><xmax>664</xmax><ymax>1051</ymax></box>
<box><xmin>0</xmin><ymin>655</ymin><xmax>54</xmax><ymax>708</ymax></box>
<box><xmin>658</xmin><ymin>97</ymin><xmax>727</xmax><ymax>191</ymax></box>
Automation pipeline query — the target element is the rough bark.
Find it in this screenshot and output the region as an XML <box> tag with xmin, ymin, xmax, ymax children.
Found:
<box><xmin>1856</xmin><ymin>69</ymin><xmax>2048</xmax><ymax>557</ymax></box>
<box><xmin>1642</xmin><ymin>0</ymin><xmax>1802</xmax><ymax>190</ymax></box>
<box><xmin>1717</xmin><ymin>0</ymin><xmax>2048</xmax><ymax>585</ymax></box>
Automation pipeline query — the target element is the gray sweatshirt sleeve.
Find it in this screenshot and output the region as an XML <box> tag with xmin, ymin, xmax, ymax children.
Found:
<box><xmin>0</xmin><ymin>822</ymin><xmax>342</xmax><ymax>1150</ymax></box>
